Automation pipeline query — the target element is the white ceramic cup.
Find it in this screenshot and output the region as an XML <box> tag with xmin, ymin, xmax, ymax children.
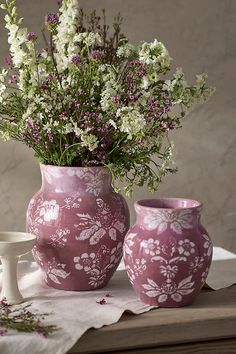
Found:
<box><xmin>0</xmin><ymin>232</ymin><xmax>36</xmax><ymax>304</ymax></box>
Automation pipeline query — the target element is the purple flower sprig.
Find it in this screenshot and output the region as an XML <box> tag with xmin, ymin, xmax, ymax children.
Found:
<box><xmin>27</xmin><ymin>32</ymin><xmax>37</xmax><ymax>42</ymax></box>
<box><xmin>95</xmin><ymin>293</ymin><xmax>114</xmax><ymax>305</ymax></box>
<box><xmin>4</xmin><ymin>55</ymin><xmax>13</xmax><ymax>66</ymax></box>
<box><xmin>45</xmin><ymin>13</ymin><xmax>59</xmax><ymax>32</ymax></box>
<box><xmin>96</xmin><ymin>298</ymin><xmax>107</xmax><ymax>305</ymax></box>
<box><xmin>0</xmin><ymin>298</ymin><xmax>58</xmax><ymax>337</ymax></box>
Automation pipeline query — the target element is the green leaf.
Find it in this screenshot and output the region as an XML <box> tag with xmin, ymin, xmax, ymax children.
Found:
<box><xmin>11</xmin><ymin>5</ymin><xmax>16</xmax><ymax>16</ymax></box>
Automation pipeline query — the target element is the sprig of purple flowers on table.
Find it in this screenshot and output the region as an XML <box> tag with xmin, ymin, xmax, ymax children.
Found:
<box><xmin>0</xmin><ymin>0</ymin><xmax>214</xmax><ymax>195</ymax></box>
<box><xmin>0</xmin><ymin>298</ymin><xmax>58</xmax><ymax>337</ymax></box>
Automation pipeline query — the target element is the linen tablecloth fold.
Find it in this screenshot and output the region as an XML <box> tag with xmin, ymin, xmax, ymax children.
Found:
<box><xmin>205</xmin><ymin>246</ymin><xmax>236</xmax><ymax>290</ymax></box>
<box><xmin>0</xmin><ymin>246</ymin><xmax>236</xmax><ymax>354</ymax></box>
<box><xmin>0</xmin><ymin>263</ymin><xmax>153</xmax><ymax>354</ymax></box>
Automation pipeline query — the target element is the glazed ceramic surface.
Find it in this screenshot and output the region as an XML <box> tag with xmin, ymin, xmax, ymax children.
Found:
<box><xmin>26</xmin><ymin>165</ymin><xmax>130</xmax><ymax>291</ymax></box>
<box><xmin>124</xmin><ymin>198</ymin><xmax>213</xmax><ymax>307</ymax></box>
<box><xmin>0</xmin><ymin>232</ymin><xmax>36</xmax><ymax>304</ymax></box>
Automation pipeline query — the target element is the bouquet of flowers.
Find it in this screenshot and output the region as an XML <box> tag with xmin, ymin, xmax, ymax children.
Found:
<box><xmin>0</xmin><ymin>0</ymin><xmax>214</xmax><ymax>195</ymax></box>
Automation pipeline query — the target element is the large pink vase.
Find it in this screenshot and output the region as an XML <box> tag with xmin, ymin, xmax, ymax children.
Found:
<box><xmin>123</xmin><ymin>198</ymin><xmax>212</xmax><ymax>307</ymax></box>
<box><xmin>26</xmin><ymin>165</ymin><xmax>130</xmax><ymax>290</ymax></box>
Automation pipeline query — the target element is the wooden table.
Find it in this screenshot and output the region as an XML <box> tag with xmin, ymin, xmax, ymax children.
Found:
<box><xmin>69</xmin><ymin>267</ymin><xmax>236</xmax><ymax>354</ymax></box>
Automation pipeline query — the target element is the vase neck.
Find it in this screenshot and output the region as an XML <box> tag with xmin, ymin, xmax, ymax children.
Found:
<box><xmin>40</xmin><ymin>165</ymin><xmax>112</xmax><ymax>195</ymax></box>
<box><xmin>134</xmin><ymin>199</ymin><xmax>202</xmax><ymax>230</ymax></box>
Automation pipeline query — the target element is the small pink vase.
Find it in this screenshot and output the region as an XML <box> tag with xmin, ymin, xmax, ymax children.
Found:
<box><xmin>26</xmin><ymin>165</ymin><xmax>130</xmax><ymax>291</ymax></box>
<box><xmin>123</xmin><ymin>198</ymin><xmax>212</xmax><ymax>307</ymax></box>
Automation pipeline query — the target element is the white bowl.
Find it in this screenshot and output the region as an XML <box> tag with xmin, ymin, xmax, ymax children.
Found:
<box><xmin>0</xmin><ymin>232</ymin><xmax>36</xmax><ymax>256</ymax></box>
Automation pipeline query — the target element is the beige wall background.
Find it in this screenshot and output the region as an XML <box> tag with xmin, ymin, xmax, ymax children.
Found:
<box><xmin>0</xmin><ymin>0</ymin><xmax>235</xmax><ymax>251</ymax></box>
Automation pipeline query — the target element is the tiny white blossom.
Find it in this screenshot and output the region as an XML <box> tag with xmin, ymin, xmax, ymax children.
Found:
<box><xmin>117</xmin><ymin>43</ymin><xmax>136</xmax><ymax>58</ymax></box>
<box><xmin>116</xmin><ymin>107</ymin><xmax>146</xmax><ymax>139</ymax></box>
<box><xmin>108</xmin><ymin>119</ymin><xmax>117</xmax><ymax>129</ymax></box>
<box><xmin>139</xmin><ymin>39</ymin><xmax>171</xmax><ymax>72</ymax></box>
<box><xmin>74</xmin><ymin>124</ymin><xmax>83</xmax><ymax>137</ymax></box>
<box><xmin>0</xmin><ymin>69</ymin><xmax>8</xmax><ymax>82</ymax></box>
<box><xmin>76</xmin><ymin>32</ymin><xmax>101</xmax><ymax>46</ymax></box>
<box><xmin>100</xmin><ymin>87</ymin><xmax>117</xmax><ymax>111</ymax></box>
<box><xmin>100</xmin><ymin>67</ymin><xmax>120</xmax><ymax>112</ymax></box>
<box><xmin>162</xmin><ymin>80</ymin><xmax>176</xmax><ymax>92</ymax></box>
<box><xmin>141</xmin><ymin>76</ymin><xmax>149</xmax><ymax>89</ymax></box>
<box><xmin>81</xmin><ymin>133</ymin><xmax>98</xmax><ymax>151</ymax></box>
<box><xmin>174</xmin><ymin>67</ymin><xmax>184</xmax><ymax>80</ymax></box>
<box><xmin>63</xmin><ymin>123</ymin><xmax>74</xmax><ymax>134</ymax></box>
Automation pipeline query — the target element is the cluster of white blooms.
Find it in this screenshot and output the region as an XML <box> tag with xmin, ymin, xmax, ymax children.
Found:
<box><xmin>18</xmin><ymin>65</ymin><xmax>43</xmax><ymax>96</ymax></box>
<box><xmin>80</xmin><ymin>132</ymin><xmax>98</xmax><ymax>151</ymax></box>
<box><xmin>100</xmin><ymin>67</ymin><xmax>120</xmax><ymax>112</ymax></box>
<box><xmin>73</xmin><ymin>124</ymin><xmax>83</xmax><ymax>137</ymax></box>
<box><xmin>162</xmin><ymin>67</ymin><xmax>186</xmax><ymax>104</ymax></box>
<box><xmin>116</xmin><ymin>107</ymin><xmax>146</xmax><ymax>139</ymax></box>
<box><xmin>54</xmin><ymin>0</ymin><xmax>80</xmax><ymax>71</ymax></box>
<box><xmin>193</xmin><ymin>73</ymin><xmax>214</xmax><ymax>103</ymax></box>
<box><xmin>0</xmin><ymin>69</ymin><xmax>7</xmax><ymax>103</ymax></box>
<box><xmin>3</xmin><ymin>8</ymin><xmax>48</xmax><ymax>95</ymax></box>
<box><xmin>174</xmin><ymin>67</ymin><xmax>185</xmax><ymax>80</ymax></box>
<box><xmin>76</xmin><ymin>32</ymin><xmax>101</xmax><ymax>47</ymax></box>
<box><xmin>141</xmin><ymin>71</ymin><xmax>160</xmax><ymax>89</ymax></box>
<box><xmin>100</xmin><ymin>86</ymin><xmax>117</xmax><ymax>111</ymax></box>
<box><xmin>162</xmin><ymin>79</ymin><xmax>177</xmax><ymax>92</ymax></box>
<box><xmin>139</xmin><ymin>39</ymin><xmax>171</xmax><ymax>71</ymax></box>
<box><xmin>63</xmin><ymin>122</ymin><xmax>74</xmax><ymax>134</ymax></box>
<box><xmin>117</xmin><ymin>43</ymin><xmax>136</xmax><ymax>58</ymax></box>
<box><xmin>4</xmin><ymin>16</ymin><xmax>27</xmax><ymax>67</ymax></box>
<box><xmin>21</xmin><ymin>102</ymin><xmax>37</xmax><ymax>121</ymax></box>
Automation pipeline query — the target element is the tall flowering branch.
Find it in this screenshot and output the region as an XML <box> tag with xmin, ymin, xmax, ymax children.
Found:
<box><xmin>54</xmin><ymin>0</ymin><xmax>80</xmax><ymax>71</ymax></box>
<box><xmin>1</xmin><ymin>1</ymin><xmax>27</xmax><ymax>68</ymax></box>
<box><xmin>0</xmin><ymin>0</ymin><xmax>215</xmax><ymax>195</ymax></box>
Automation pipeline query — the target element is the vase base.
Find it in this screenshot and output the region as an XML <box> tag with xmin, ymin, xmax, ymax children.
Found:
<box><xmin>138</xmin><ymin>291</ymin><xmax>199</xmax><ymax>308</ymax></box>
<box><xmin>43</xmin><ymin>274</ymin><xmax>110</xmax><ymax>291</ymax></box>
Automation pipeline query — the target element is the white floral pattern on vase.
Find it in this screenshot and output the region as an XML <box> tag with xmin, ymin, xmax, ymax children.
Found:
<box><xmin>49</xmin><ymin>228</ymin><xmax>70</xmax><ymax>248</ymax></box>
<box><xmin>66</xmin><ymin>168</ymin><xmax>109</xmax><ymax>196</ymax></box>
<box><xmin>143</xmin><ymin>209</ymin><xmax>194</xmax><ymax>234</ymax></box>
<box><xmin>75</xmin><ymin>198</ymin><xmax>126</xmax><ymax>245</ymax></box>
<box><xmin>201</xmin><ymin>267</ymin><xmax>209</xmax><ymax>286</ymax></box>
<box><xmin>178</xmin><ymin>239</ymin><xmax>195</xmax><ymax>257</ymax></box>
<box><xmin>73</xmin><ymin>243</ymin><xmax>123</xmax><ymax>289</ymax></box>
<box><xmin>125</xmin><ymin>264</ymin><xmax>136</xmax><ymax>285</ymax></box>
<box><xmin>160</xmin><ymin>264</ymin><xmax>178</xmax><ymax>279</ymax></box>
<box><xmin>46</xmin><ymin>258</ymin><xmax>71</xmax><ymax>285</ymax></box>
<box><xmin>74</xmin><ymin>253</ymin><xmax>98</xmax><ymax>272</ymax></box>
<box><xmin>124</xmin><ymin>198</ymin><xmax>212</xmax><ymax>307</ymax></box>
<box><xmin>123</xmin><ymin>233</ymin><xmax>136</xmax><ymax>255</ymax></box>
<box><xmin>189</xmin><ymin>256</ymin><xmax>204</xmax><ymax>274</ymax></box>
<box><xmin>27</xmin><ymin>165</ymin><xmax>130</xmax><ymax>291</ymax></box>
<box><xmin>39</xmin><ymin>200</ymin><xmax>60</xmax><ymax>223</ymax></box>
<box><xmin>140</xmin><ymin>238</ymin><xmax>161</xmax><ymax>256</ymax></box>
<box><xmin>133</xmin><ymin>258</ymin><xmax>147</xmax><ymax>276</ymax></box>
<box><xmin>202</xmin><ymin>234</ymin><xmax>213</xmax><ymax>257</ymax></box>
<box><xmin>142</xmin><ymin>276</ymin><xmax>195</xmax><ymax>303</ymax></box>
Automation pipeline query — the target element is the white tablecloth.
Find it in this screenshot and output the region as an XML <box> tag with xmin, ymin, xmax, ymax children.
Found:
<box><xmin>0</xmin><ymin>247</ymin><xmax>235</xmax><ymax>354</ymax></box>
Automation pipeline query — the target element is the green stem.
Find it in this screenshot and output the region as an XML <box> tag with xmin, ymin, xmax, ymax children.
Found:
<box><xmin>59</xmin><ymin>142</ymin><xmax>81</xmax><ymax>165</ymax></box>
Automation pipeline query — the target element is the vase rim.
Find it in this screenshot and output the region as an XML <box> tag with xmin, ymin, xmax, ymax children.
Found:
<box><xmin>40</xmin><ymin>163</ymin><xmax>107</xmax><ymax>170</ymax></box>
<box><xmin>135</xmin><ymin>198</ymin><xmax>202</xmax><ymax>211</ymax></box>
